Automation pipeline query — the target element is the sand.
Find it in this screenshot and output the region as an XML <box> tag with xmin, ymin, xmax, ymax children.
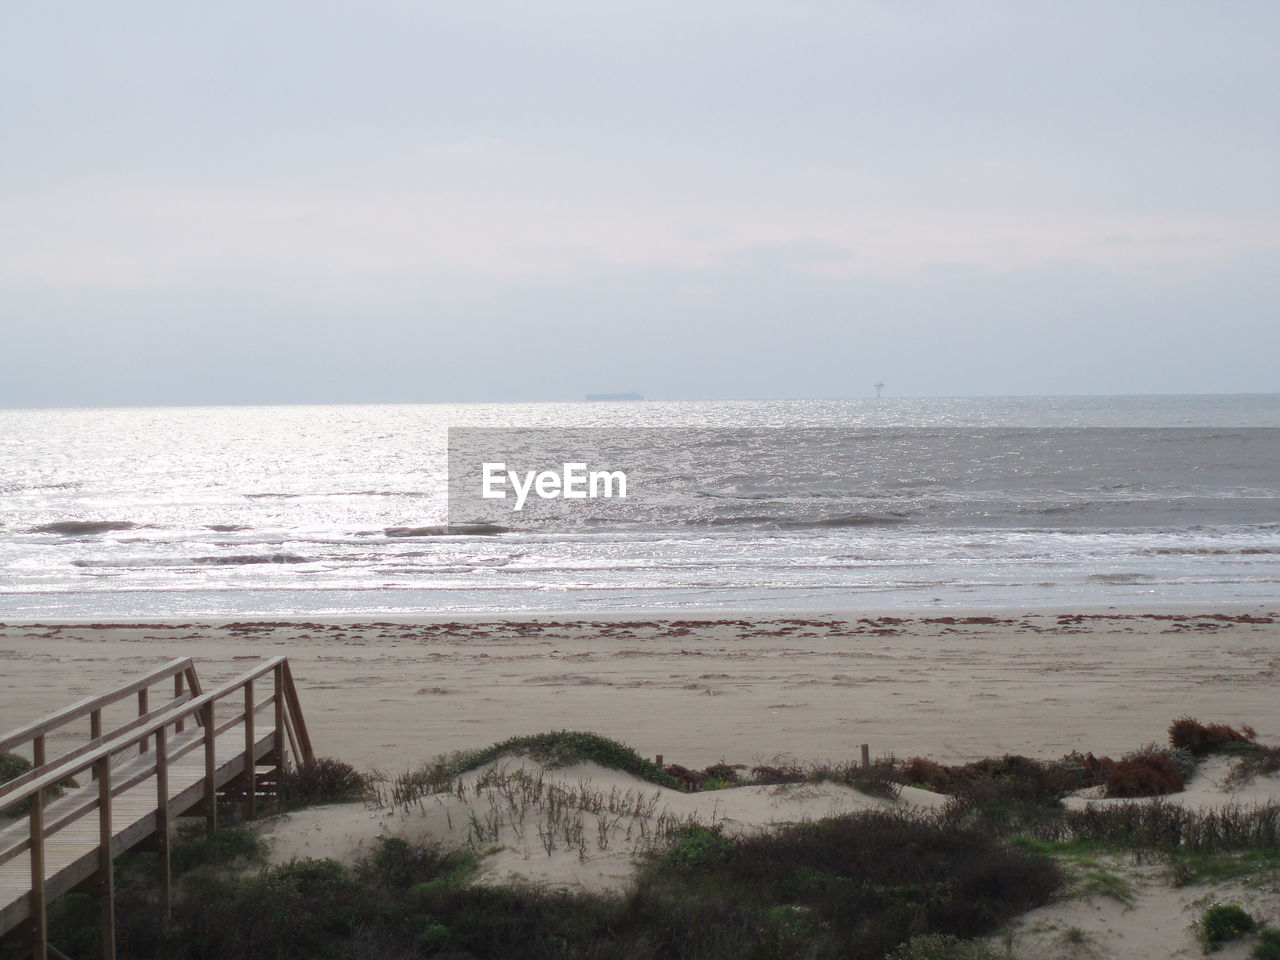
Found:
<box><xmin>2</xmin><ymin>607</ymin><xmax>1279</xmax><ymax>959</ymax></box>
<box><xmin>1</xmin><ymin>607</ymin><xmax>1276</xmax><ymax>771</ymax></box>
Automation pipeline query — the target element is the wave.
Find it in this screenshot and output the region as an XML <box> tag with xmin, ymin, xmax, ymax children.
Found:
<box><xmin>191</xmin><ymin>553</ymin><xmax>310</xmax><ymax>565</ymax></box>
<box><xmin>1144</xmin><ymin>546</ymin><xmax>1280</xmax><ymax>556</ymax></box>
<box><xmin>206</xmin><ymin>524</ymin><xmax>251</xmax><ymax>532</ymax></box>
<box><xmin>71</xmin><ymin>553</ymin><xmax>310</xmax><ymax>568</ymax></box>
<box><xmin>245</xmin><ymin>490</ymin><xmax>432</xmax><ymax>500</ymax></box>
<box><xmin>385</xmin><ymin>524</ymin><xmax>509</xmax><ymax>537</ymax></box>
<box><xmin>702</xmin><ymin>513</ymin><xmax>909</xmax><ymax>528</ymax></box>
<box><xmin>31</xmin><ymin>520</ymin><xmax>139</xmax><ymax>535</ymax></box>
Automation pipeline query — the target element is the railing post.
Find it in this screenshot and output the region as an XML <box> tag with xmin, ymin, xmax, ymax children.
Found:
<box><xmin>137</xmin><ymin>689</ymin><xmax>149</xmax><ymax>753</ymax></box>
<box><xmin>273</xmin><ymin>663</ymin><xmax>289</xmax><ymax>775</ymax></box>
<box><xmin>202</xmin><ymin>702</ymin><xmax>217</xmax><ymax>837</ymax></box>
<box><xmin>243</xmin><ymin>679</ymin><xmax>256</xmax><ymax>820</ymax></box>
<box><xmin>90</xmin><ymin>709</ymin><xmax>103</xmax><ymax>780</ymax></box>
<box><xmin>174</xmin><ymin>672</ymin><xmax>186</xmax><ymax>734</ymax></box>
<box><xmin>33</xmin><ymin>733</ymin><xmax>46</xmax><ymax>769</ymax></box>
<box><xmin>97</xmin><ymin>757</ymin><xmax>117</xmax><ymax>960</ymax></box>
<box><xmin>155</xmin><ymin>722</ymin><xmax>172</xmax><ymax>919</ymax></box>
<box><xmin>29</xmin><ymin>785</ymin><xmax>47</xmax><ymax>960</ymax></box>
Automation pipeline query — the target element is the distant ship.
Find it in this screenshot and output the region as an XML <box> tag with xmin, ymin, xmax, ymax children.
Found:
<box><xmin>586</xmin><ymin>393</ymin><xmax>644</xmax><ymax>401</ymax></box>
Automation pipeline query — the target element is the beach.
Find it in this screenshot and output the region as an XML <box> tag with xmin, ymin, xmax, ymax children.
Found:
<box><xmin>5</xmin><ymin>609</ymin><xmax>1280</xmax><ymax>959</ymax></box>
<box><xmin>4</xmin><ymin>607</ymin><xmax>1276</xmax><ymax>772</ymax></box>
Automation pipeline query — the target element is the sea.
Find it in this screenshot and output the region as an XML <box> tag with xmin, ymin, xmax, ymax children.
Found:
<box><xmin>1</xmin><ymin>395</ymin><xmax>1278</xmax><ymax>619</ymax></box>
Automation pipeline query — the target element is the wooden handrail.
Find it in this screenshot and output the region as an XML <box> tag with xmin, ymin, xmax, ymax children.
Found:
<box><xmin>281</xmin><ymin>661</ymin><xmax>315</xmax><ymax>764</ymax></box>
<box><xmin>0</xmin><ymin>658</ymin><xmax>198</xmax><ymax>754</ymax></box>
<box><xmin>0</xmin><ymin>693</ymin><xmax>195</xmax><ymax>803</ymax></box>
<box><xmin>2</xmin><ymin>658</ymin><xmax>293</xmax><ymax>807</ymax></box>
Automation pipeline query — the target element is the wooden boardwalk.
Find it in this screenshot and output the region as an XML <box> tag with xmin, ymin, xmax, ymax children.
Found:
<box><xmin>0</xmin><ymin>657</ymin><xmax>314</xmax><ymax>960</ymax></box>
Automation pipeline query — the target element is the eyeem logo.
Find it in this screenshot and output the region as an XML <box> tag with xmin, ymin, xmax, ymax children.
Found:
<box><xmin>481</xmin><ymin>462</ymin><xmax>628</xmax><ymax>511</ymax></box>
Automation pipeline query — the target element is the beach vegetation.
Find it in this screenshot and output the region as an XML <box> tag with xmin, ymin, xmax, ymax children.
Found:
<box><xmin>1073</xmin><ymin>862</ymin><xmax>1136</xmax><ymax>906</ymax></box>
<box><xmin>1253</xmin><ymin>928</ymin><xmax>1280</xmax><ymax>960</ymax></box>
<box><xmin>665</xmin><ymin>824</ymin><xmax>733</xmax><ymax>868</ymax></box>
<box><xmin>885</xmin><ymin>934</ymin><xmax>1005</xmax><ymax>959</ymax></box>
<box><xmin>1007</xmin><ymin>836</ymin><xmax>1136</xmax><ymax>906</ymax></box>
<box><xmin>1198</xmin><ymin>903</ymin><xmax>1256</xmax><ymax>951</ymax></box>
<box><xmin>1225</xmin><ymin>744</ymin><xmax>1280</xmax><ymax>788</ymax></box>
<box><xmin>0</xmin><ymin>750</ymin><xmax>79</xmax><ymax>816</ymax></box>
<box><xmin>409</xmin><ymin>730</ymin><xmax>681</xmax><ymax>791</ymax></box>
<box><xmin>1168</xmin><ymin>848</ymin><xmax>1280</xmax><ymax>887</ymax></box>
<box><xmin>170</xmin><ymin>822</ymin><xmax>268</xmax><ymax>874</ymax></box>
<box><xmin>0</xmin><ymin>752</ymin><xmax>33</xmax><ymax>817</ymax></box>
<box><xmin>699</xmin><ymin>762</ymin><xmax>746</xmax><ymax>790</ymax></box>
<box><xmin>1170</xmin><ymin>717</ymin><xmax>1257</xmax><ymax>756</ymax></box>
<box><xmin>277</xmin><ymin>757</ymin><xmax>371</xmax><ymax>810</ymax></box>
<box><xmin>1104</xmin><ymin>745</ymin><xmax>1187</xmax><ymax>798</ymax></box>
<box><xmin>748</xmin><ymin>758</ymin><xmax>807</xmax><ymax>785</ymax></box>
<box><xmin>0</xmin><ymin>752</ymin><xmax>29</xmax><ymax>785</ymax></box>
<box><xmin>21</xmin><ymin>806</ymin><xmax>1061</xmax><ymax>960</ymax></box>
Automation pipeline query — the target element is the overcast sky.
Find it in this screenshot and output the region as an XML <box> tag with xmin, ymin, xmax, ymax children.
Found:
<box><xmin>2</xmin><ymin>1</ymin><xmax>1277</xmax><ymax>405</ymax></box>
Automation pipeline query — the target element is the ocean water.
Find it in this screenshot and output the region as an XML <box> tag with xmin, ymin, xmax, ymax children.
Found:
<box><xmin>1</xmin><ymin>395</ymin><xmax>1278</xmax><ymax>618</ymax></box>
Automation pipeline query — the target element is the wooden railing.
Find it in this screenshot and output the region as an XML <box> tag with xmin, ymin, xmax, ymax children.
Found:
<box><xmin>0</xmin><ymin>657</ymin><xmax>314</xmax><ymax>960</ymax></box>
<box><xmin>0</xmin><ymin>657</ymin><xmax>203</xmax><ymax>782</ymax></box>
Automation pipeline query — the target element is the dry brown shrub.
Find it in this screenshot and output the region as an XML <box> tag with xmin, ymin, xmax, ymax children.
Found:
<box><xmin>1168</xmin><ymin>716</ymin><xmax>1257</xmax><ymax>756</ymax></box>
<box><xmin>899</xmin><ymin>757</ymin><xmax>954</xmax><ymax>792</ymax></box>
<box><xmin>1105</xmin><ymin>750</ymin><xmax>1186</xmax><ymax>798</ymax></box>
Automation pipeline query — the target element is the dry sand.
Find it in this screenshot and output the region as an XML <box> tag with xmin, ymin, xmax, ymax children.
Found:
<box><xmin>2</xmin><ymin>607</ymin><xmax>1279</xmax><ymax>959</ymax></box>
<box><xmin>1</xmin><ymin>607</ymin><xmax>1276</xmax><ymax>770</ymax></box>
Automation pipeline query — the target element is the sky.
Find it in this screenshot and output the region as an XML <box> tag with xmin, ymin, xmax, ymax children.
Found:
<box><xmin>2</xmin><ymin>1</ymin><xmax>1278</xmax><ymax>405</ymax></box>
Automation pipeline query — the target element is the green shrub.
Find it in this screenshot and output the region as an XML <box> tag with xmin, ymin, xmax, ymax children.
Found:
<box><xmin>887</xmin><ymin>933</ymin><xmax>1004</xmax><ymax>959</ymax></box>
<box><xmin>277</xmin><ymin>757</ymin><xmax>369</xmax><ymax>810</ymax></box>
<box><xmin>1254</xmin><ymin>928</ymin><xmax>1280</xmax><ymax>960</ymax></box>
<box><xmin>360</xmin><ymin>836</ymin><xmax>474</xmax><ymax>890</ymax></box>
<box><xmin>674</xmin><ymin>809</ymin><xmax>1063</xmax><ymax>956</ymax></box>
<box><xmin>170</xmin><ymin>822</ymin><xmax>266</xmax><ymax>874</ymax></box>
<box><xmin>700</xmin><ymin>762</ymin><xmax>745</xmax><ymax>790</ymax></box>
<box><xmin>424</xmin><ymin>730</ymin><xmax>680</xmax><ymax>790</ymax></box>
<box><xmin>0</xmin><ymin>752</ymin><xmax>30</xmax><ymax>784</ymax></box>
<box><xmin>1199</xmin><ymin>903</ymin><xmax>1256</xmax><ymax>951</ymax></box>
<box><xmin>0</xmin><ymin>752</ymin><xmax>33</xmax><ymax>817</ymax></box>
<box><xmin>0</xmin><ymin>751</ymin><xmax>77</xmax><ymax>817</ymax></box>
<box><xmin>665</xmin><ymin>825</ymin><xmax>733</xmax><ymax>869</ymax></box>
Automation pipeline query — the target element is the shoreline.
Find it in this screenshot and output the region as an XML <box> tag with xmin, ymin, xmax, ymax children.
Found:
<box><xmin>2</xmin><ymin>608</ymin><xmax>1276</xmax><ymax>773</ymax></box>
<box><xmin>2</xmin><ymin>598</ymin><xmax>1276</xmax><ymax>626</ymax></box>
